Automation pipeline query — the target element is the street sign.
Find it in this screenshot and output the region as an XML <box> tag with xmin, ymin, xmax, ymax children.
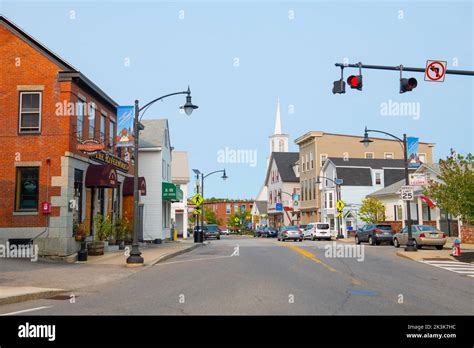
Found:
<box><xmin>191</xmin><ymin>193</ymin><xmax>203</xmax><ymax>206</ymax></box>
<box><xmin>335</xmin><ymin>178</ymin><xmax>344</xmax><ymax>185</ymax></box>
<box><xmin>337</xmin><ymin>212</ymin><xmax>343</xmax><ymax>218</ymax></box>
<box><xmin>425</xmin><ymin>60</ymin><xmax>447</xmax><ymax>82</ymax></box>
<box><xmin>193</xmin><ymin>208</ymin><xmax>202</xmax><ymax>215</ymax></box>
<box><xmin>275</xmin><ymin>203</ymin><xmax>283</xmax><ymax>211</ymax></box>
<box><xmin>336</xmin><ymin>199</ymin><xmax>345</xmax><ymax>211</ymax></box>
<box><xmin>409</xmin><ymin>173</ymin><xmax>428</xmax><ymax>186</ymax></box>
<box><xmin>400</xmin><ymin>186</ymin><xmax>414</xmax><ymax>201</ymax></box>
<box><xmin>234</xmin><ymin>217</ymin><xmax>240</xmax><ymax>223</ymax></box>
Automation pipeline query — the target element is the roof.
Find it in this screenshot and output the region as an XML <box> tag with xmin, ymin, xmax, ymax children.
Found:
<box><xmin>328</xmin><ymin>157</ymin><xmax>406</xmax><ymax>169</ymax></box>
<box><xmin>255</xmin><ymin>200</ymin><xmax>268</xmax><ymax>214</ymax></box>
<box><xmin>139</xmin><ymin>119</ymin><xmax>168</xmax><ymax>149</ymax></box>
<box><xmin>417</xmin><ymin>163</ymin><xmax>441</xmax><ymax>175</ymax></box>
<box><xmin>265</xmin><ymin>152</ymin><xmax>299</xmax><ymax>184</ymax></box>
<box><xmin>1</xmin><ymin>15</ymin><xmax>118</xmax><ymax>109</ymax></box>
<box><xmin>171</xmin><ymin>151</ymin><xmax>189</xmax><ymax>183</ymax></box>
<box><xmin>336</xmin><ymin>167</ymin><xmax>372</xmax><ymax>186</ymax></box>
<box><xmin>369</xmin><ymin>179</ymin><xmax>423</xmax><ymax>197</ymax></box>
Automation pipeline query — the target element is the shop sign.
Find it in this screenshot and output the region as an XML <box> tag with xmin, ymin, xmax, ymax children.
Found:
<box><xmin>91</xmin><ymin>151</ymin><xmax>129</xmax><ymax>172</ymax></box>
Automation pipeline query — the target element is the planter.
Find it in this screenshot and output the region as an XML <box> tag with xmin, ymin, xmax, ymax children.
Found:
<box><xmin>87</xmin><ymin>242</ymin><xmax>105</xmax><ymax>256</ymax></box>
<box><xmin>118</xmin><ymin>240</ymin><xmax>125</xmax><ymax>250</ymax></box>
<box><xmin>106</xmin><ymin>245</ymin><xmax>119</xmax><ymax>252</ymax></box>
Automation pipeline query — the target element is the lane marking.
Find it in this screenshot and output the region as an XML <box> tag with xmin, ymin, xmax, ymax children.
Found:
<box><xmin>419</xmin><ymin>260</ymin><xmax>474</xmax><ymax>277</ymax></box>
<box><xmin>0</xmin><ymin>306</ymin><xmax>52</xmax><ymax>316</ymax></box>
<box><xmin>284</xmin><ymin>244</ymin><xmax>337</xmax><ymax>272</ymax></box>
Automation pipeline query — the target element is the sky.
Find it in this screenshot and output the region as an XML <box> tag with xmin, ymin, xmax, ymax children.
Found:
<box><xmin>2</xmin><ymin>0</ymin><xmax>473</xmax><ymax>199</ymax></box>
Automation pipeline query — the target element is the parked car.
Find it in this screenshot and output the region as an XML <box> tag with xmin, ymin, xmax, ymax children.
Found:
<box><xmin>204</xmin><ymin>224</ymin><xmax>220</xmax><ymax>240</ymax></box>
<box><xmin>303</xmin><ymin>222</ymin><xmax>331</xmax><ymax>241</ymax></box>
<box><xmin>393</xmin><ymin>225</ymin><xmax>447</xmax><ymax>250</ymax></box>
<box><xmin>254</xmin><ymin>227</ymin><xmax>265</xmax><ymax>238</ymax></box>
<box><xmin>277</xmin><ymin>226</ymin><xmax>303</xmax><ymax>242</ymax></box>
<box><xmin>298</xmin><ymin>224</ymin><xmax>309</xmax><ymax>233</ymax></box>
<box><xmin>262</xmin><ymin>227</ymin><xmax>278</xmax><ymax>238</ymax></box>
<box><xmin>355</xmin><ymin>224</ymin><xmax>394</xmax><ymax>245</ymax></box>
<box><xmin>220</xmin><ymin>228</ymin><xmax>230</xmax><ymax>235</ymax></box>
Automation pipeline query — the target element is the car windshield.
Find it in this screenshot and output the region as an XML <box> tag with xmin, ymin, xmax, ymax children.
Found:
<box><xmin>376</xmin><ymin>225</ymin><xmax>392</xmax><ymax>230</ymax></box>
<box><xmin>317</xmin><ymin>224</ymin><xmax>329</xmax><ymax>229</ymax></box>
<box><xmin>206</xmin><ymin>225</ymin><xmax>219</xmax><ymax>232</ymax></box>
<box><xmin>417</xmin><ymin>225</ymin><xmax>437</xmax><ymax>232</ymax></box>
<box><xmin>304</xmin><ymin>225</ymin><xmax>313</xmax><ymax>230</ymax></box>
<box><xmin>285</xmin><ymin>226</ymin><xmax>299</xmax><ymax>231</ymax></box>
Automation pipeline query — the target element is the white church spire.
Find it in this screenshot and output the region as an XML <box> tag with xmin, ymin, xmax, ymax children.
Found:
<box><xmin>274</xmin><ymin>97</ymin><xmax>282</xmax><ymax>135</ymax></box>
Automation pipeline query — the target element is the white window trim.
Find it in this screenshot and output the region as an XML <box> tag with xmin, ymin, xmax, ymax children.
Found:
<box><xmin>365</xmin><ymin>152</ymin><xmax>374</xmax><ymax>159</ymax></box>
<box><xmin>19</xmin><ymin>91</ymin><xmax>42</xmax><ymax>133</ymax></box>
<box><xmin>384</xmin><ymin>152</ymin><xmax>394</xmax><ymax>159</ymax></box>
<box><xmin>320</xmin><ymin>154</ymin><xmax>328</xmax><ymax>167</ymax></box>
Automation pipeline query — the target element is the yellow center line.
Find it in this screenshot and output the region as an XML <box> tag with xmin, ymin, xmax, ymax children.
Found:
<box><xmin>284</xmin><ymin>244</ymin><xmax>337</xmax><ymax>273</ymax></box>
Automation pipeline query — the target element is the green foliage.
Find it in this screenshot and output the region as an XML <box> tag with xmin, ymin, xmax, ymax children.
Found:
<box><xmin>227</xmin><ymin>209</ymin><xmax>252</xmax><ymax>231</ymax></box>
<box><xmin>424</xmin><ymin>153</ymin><xmax>474</xmax><ymax>225</ymax></box>
<box><xmin>93</xmin><ymin>213</ymin><xmax>112</xmax><ymax>241</ymax></box>
<box><xmin>114</xmin><ymin>217</ymin><xmax>132</xmax><ymax>240</ymax></box>
<box><xmin>359</xmin><ymin>197</ymin><xmax>386</xmax><ymax>223</ymax></box>
<box><xmin>204</xmin><ymin>208</ymin><xmax>219</xmax><ymax>225</ymax></box>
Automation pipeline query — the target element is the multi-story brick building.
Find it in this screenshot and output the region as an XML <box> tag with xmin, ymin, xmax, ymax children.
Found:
<box><xmin>200</xmin><ymin>200</ymin><xmax>254</xmax><ymax>229</ymax></box>
<box><xmin>0</xmin><ymin>16</ymin><xmax>138</xmax><ymax>256</ymax></box>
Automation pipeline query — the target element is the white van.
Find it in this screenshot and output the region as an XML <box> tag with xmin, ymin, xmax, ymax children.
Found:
<box><xmin>304</xmin><ymin>222</ymin><xmax>331</xmax><ymax>241</ymax></box>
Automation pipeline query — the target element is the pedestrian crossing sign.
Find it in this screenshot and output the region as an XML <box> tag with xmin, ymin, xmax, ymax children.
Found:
<box><xmin>337</xmin><ymin>212</ymin><xmax>343</xmax><ymax>218</ymax></box>
<box><xmin>191</xmin><ymin>193</ymin><xmax>203</xmax><ymax>206</ymax></box>
<box><xmin>193</xmin><ymin>208</ymin><xmax>202</xmax><ymax>215</ymax></box>
<box><xmin>336</xmin><ymin>200</ymin><xmax>345</xmax><ymax>211</ymax></box>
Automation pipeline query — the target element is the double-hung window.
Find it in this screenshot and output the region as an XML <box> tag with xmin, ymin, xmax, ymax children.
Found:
<box><xmin>19</xmin><ymin>92</ymin><xmax>42</xmax><ymax>133</ymax></box>
<box><xmin>77</xmin><ymin>99</ymin><xmax>85</xmax><ymax>140</ymax></box>
<box><xmin>100</xmin><ymin>113</ymin><xmax>106</xmax><ymax>142</ymax></box>
<box><xmin>15</xmin><ymin>167</ymin><xmax>39</xmax><ymax>211</ymax></box>
<box><xmin>88</xmin><ymin>104</ymin><xmax>96</xmax><ymax>139</ymax></box>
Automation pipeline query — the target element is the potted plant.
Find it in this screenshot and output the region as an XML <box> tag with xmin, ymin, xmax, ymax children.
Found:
<box><xmin>87</xmin><ymin>214</ymin><xmax>111</xmax><ymax>255</ymax></box>
<box><xmin>74</xmin><ymin>223</ymin><xmax>87</xmax><ymax>242</ymax></box>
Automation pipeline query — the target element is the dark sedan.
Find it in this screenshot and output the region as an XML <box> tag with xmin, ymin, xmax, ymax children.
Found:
<box><xmin>262</xmin><ymin>227</ymin><xmax>278</xmax><ymax>238</ymax></box>
<box><xmin>204</xmin><ymin>224</ymin><xmax>221</xmax><ymax>240</ymax></box>
<box><xmin>355</xmin><ymin>224</ymin><xmax>394</xmax><ymax>245</ymax></box>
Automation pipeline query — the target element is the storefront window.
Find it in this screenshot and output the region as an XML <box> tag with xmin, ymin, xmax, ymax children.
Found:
<box><xmin>15</xmin><ymin>167</ymin><xmax>39</xmax><ymax>211</ymax></box>
<box><xmin>73</xmin><ymin>169</ymin><xmax>83</xmax><ymax>224</ymax></box>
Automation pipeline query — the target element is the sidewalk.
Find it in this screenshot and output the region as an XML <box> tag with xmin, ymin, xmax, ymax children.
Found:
<box><xmin>397</xmin><ymin>243</ymin><xmax>474</xmax><ymax>262</ymax></box>
<box><xmin>0</xmin><ymin>239</ymin><xmax>205</xmax><ymax>306</ymax></box>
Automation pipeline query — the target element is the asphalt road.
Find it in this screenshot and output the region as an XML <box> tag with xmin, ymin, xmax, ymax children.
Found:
<box><xmin>1</xmin><ymin>236</ymin><xmax>473</xmax><ymax>315</ymax></box>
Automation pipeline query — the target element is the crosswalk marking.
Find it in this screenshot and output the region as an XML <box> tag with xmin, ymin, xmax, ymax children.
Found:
<box><xmin>419</xmin><ymin>259</ymin><xmax>474</xmax><ymax>277</ymax></box>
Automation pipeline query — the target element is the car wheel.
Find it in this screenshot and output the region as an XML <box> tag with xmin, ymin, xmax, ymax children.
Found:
<box><xmin>435</xmin><ymin>245</ymin><xmax>443</xmax><ymax>250</ymax></box>
<box><xmin>277</xmin><ymin>238</ymin><xmax>280</xmax><ymax>241</ymax></box>
<box><xmin>355</xmin><ymin>236</ymin><xmax>361</xmax><ymax>245</ymax></box>
<box><xmin>393</xmin><ymin>238</ymin><xmax>400</xmax><ymax>248</ymax></box>
<box><xmin>411</xmin><ymin>239</ymin><xmax>420</xmax><ymax>249</ymax></box>
<box><xmin>299</xmin><ymin>239</ymin><xmax>303</xmax><ymax>242</ymax></box>
<box><xmin>375</xmin><ymin>241</ymin><xmax>380</xmax><ymax>245</ymax></box>
<box><xmin>369</xmin><ymin>236</ymin><xmax>375</xmax><ymax>246</ymax></box>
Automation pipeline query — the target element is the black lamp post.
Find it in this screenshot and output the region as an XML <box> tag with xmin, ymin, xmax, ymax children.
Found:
<box><xmin>192</xmin><ymin>169</ymin><xmax>228</xmax><ymax>243</ymax></box>
<box><xmin>360</xmin><ymin>126</ymin><xmax>417</xmax><ymax>252</ymax></box>
<box><xmin>316</xmin><ymin>176</ymin><xmax>344</xmax><ymax>239</ymax></box>
<box><xmin>126</xmin><ymin>87</ymin><xmax>198</xmax><ymax>265</ymax></box>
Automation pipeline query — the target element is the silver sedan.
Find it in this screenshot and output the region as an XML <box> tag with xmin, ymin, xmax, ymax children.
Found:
<box><xmin>393</xmin><ymin>225</ymin><xmax>447</xmax><ymax>250</ymax></box>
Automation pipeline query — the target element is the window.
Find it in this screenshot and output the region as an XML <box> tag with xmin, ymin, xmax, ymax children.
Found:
<box><xmin>365</xmin><ymin>152</ymin><xmax>374</xmax><ymax>159</ymax></box>
<box><xmin>309</xmin><ymin>180</ymin><xmax>312</xmax><ymax>201</ymax></box>
<box><xmin>375</xmin><ymin>172</ymin><xmax>381</xmax><ymax>185</ymax></box>
<box><xmin>226</xmin><ymin>204</ymin><xmax>231</xmax><ymax>214</ymax></box>
<box><xmin>100</xmin><ymin>113</ymin><xmax>106</xmax><ymax>142</ymax></box>
<box><xmin>419</xmin><ymin>153</ymin><xmax>426</xmax><ymax>163</ymax></box>
<box><xmin>305</xmin><ymin>154</ymin><xmax>309</xmax><ymax>171</ymax></box>
<box><xmin>15</xmin><ymin>167</ymin><xmax>39</xmax><ymax>211</ymax></box>
<box><xmin>240</xmin><ymin>204</ymin><xmax>245</xmax><ymax>213</ymax></box>
<box><xmin>77</xmin><ymin>99</ymin><xmax>85</xmax><ymax>140</ymax></box>
<box><xmin>88</xmin><ymin>103</ymin><xmax>96</xmax><ymax>139</ymax></box>
<box><xmin>328</xmin><ymin>192</ymin><xmax>334</xmax><ymax>209</ymax></box>
<box><xmin>234</xmin><ymin>204</ymin><xmax>239</xmax><ymax>212</ymax></box>
<box><xmin>320</xmin><ymin>154</ymin><xmax>328</xmax><ymax>166</ymax></box>
<box><xmin>19</xmin><ymin>92</ymin><xmax>42</xmax><ymax>133</ymax></box>
<box><xmin>301</xmin><ymin>181</ymin><xmax>305</xmax><ymax>201</ymax></box>
<box><xmin>109</xmin><ymin>120</ymin><xmax>115</xmax><ymax>149</ymax></box>
<box><xmin>310</xmin><ymin>152</ymin><xmax>314</xmax><ymax>169</ymax></box>
<box><xmin>73</xmin><ymin>169</ymin><xmax>83</xmax><ymax>223</ymax></box>
<box><xmin>269</xmin><ymin>192</ymin><xmax>272</xmax><ymax>204</ymax></box>
<box><xmin>384</xmin><ymin>152</ymin><xmax>394</xmax><ymax>159</ymax></box>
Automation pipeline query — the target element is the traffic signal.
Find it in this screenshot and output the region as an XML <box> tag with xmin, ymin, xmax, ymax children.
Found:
<box><xmin>332</xmin><ymin>79</ymin><xmax>346</xmax><ymax>94</ymax></box>
<box><xmin>347</xmin><ymin>75</ymin><xmax>363</xmax><ymax>90</ymax></box>
<box><xmin>400</xmin><ymin>77</ymin><xmax>417</xmax><ymax>93</ymax></box>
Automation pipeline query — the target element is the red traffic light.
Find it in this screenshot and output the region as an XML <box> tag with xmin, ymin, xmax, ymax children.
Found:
<box><xmin>347</xmin><ymin>75</ymin><xmax>362</xmax><ymax>90</ymax></box>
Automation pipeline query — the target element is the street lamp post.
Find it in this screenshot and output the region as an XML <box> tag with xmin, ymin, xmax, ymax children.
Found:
<box><xmin>316</xmin><ymin>176</ymin><xmax>343</xmax><ymax>239</ymax></box>
<box><xmin>126</xmin><ymin>87</ymin><xmax>198</xmax><ymax>265</ymax></box>
<box><xmin>191</xmin><ymin>169</ymin><xmax>227</xmax><ymax>242</ymax></box>
<box><xmin>360</xmin><ymin>126</ymin><xmax>417</xmax><ymax>252</ymax></box>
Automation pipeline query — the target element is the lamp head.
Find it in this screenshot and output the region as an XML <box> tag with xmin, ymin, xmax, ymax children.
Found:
<box><xmin>221</xmin><ymin>169</ymin><xmax>228</xmax><ymax>180</ymax></box>
<box><xmin>180</xmin><ymin>86</ymin><xmax>198</xmax><ymax>115</ymax></box>
<box><xmin>360</xmin><ymin>127</ymin><xmax>373</xmax><ymax>148</ymax></box>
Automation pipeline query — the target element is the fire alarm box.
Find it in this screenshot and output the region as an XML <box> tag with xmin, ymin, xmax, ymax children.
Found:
<box><xmin>41</xmin><ymin>201</ymin><xmax>51</xmax><ymax>214</ymax></box>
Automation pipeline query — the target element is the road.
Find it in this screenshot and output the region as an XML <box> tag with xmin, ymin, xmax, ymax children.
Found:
<box><xmin>1</xmin><ymin>236</ymin><xmax>473</xmax><ymax>315</ymax></box>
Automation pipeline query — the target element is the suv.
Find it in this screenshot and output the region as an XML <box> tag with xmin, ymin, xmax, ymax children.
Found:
<box><xmin>355</xmin><ymin>224</ymin><xmax>394</xmax><ymax>245</ymax></box>
<box><xmin>204</xmin><ymin>224</ymin><xmax>221</xmax><ymax>240</ymax></box>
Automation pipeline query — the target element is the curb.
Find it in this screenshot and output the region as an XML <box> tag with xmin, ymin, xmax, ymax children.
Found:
<box><xmin>148</xmin><ymin>242</ymin><xmax>207</xmax><ymax>266</ymax></box>
<box><xmin>0</xmin><ymin>289</ymin><xmax>67</xmax><ymax>307</ymax></box>
<box><xmin>396</xmin><ymin>251</ymin><xmax>415</xmax><ymax>261</ymax></box>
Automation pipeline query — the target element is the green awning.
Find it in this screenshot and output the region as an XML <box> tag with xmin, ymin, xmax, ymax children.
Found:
<box><xmin>162</xmin><ymin>182</ymin><xmax>183</xmax><ymax>202</ymax></box>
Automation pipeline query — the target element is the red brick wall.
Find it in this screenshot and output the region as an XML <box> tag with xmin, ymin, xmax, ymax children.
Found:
<box><xmin>0</xmin><ymin>22</ymin><xmax>126</xmax><ymax>229</ymax></box>
<box><xmin>461</xmin><ymin>224</ymin><xmax>474</xmax><ymax>244</ymax></box>
<box><xmin>201</xmin><ymin>201</ymin><xmax>253</xmax><ymax>229</ymax></box>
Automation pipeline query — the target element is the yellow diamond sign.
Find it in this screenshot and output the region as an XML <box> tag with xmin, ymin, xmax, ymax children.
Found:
<box><xmin>337</xmin><ymin>212</ymin><xmax>343</xmax><ymax>218</ymax></box>
<box><xmin>193</xmin><ymin>208</ymin><xmax>202</xmax><ymax>215</ymax></box>
<box><xmin>336</xmin><ymin>199</ymin><xmax>345</xmax><ymax>211</ymax></box>
<box><xmin>191</xmin><ymin>193</ymin><xmax>203</xmax><ymax>206</ymax></box>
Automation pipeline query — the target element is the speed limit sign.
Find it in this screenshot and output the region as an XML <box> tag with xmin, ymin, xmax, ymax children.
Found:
<box><xmin>400</xmin><ymin>186</ymin><xmax>414</xmax><ymax>201</ymax></box>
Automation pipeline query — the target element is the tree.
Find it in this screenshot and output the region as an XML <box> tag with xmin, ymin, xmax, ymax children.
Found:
<box><xmin>204</xmin><ymin>208</ymin><xmax>222</xmax><ymax>225</ymax></box>
<box><xmin>359</xmin><ymin>197</ymin><xmax>386</xmax><ymax>223</ymax></box>
<box><xmin>424</xmin><ymin>153</ymin><xmax>474</xmax><ymax>225</ymax></box>
<box><xmin>227</xmin><ymin>209</ymin><xmax>252</xmax><ymax>231</ymax></box>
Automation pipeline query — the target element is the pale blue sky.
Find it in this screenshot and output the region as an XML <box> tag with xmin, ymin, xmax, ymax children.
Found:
<box><xmin>3</xmin><ymin>0</ymin><xmax>473</xmax><ymax>199</ymax></box>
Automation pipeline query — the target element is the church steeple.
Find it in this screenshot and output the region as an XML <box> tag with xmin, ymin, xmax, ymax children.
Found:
<box><xmin>269</xmin><ymin>97</ymin><xmax>289</xmax><ymax>154</ymax></box>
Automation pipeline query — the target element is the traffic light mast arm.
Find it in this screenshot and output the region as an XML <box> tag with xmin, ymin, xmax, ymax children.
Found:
<box><xmin>335</xmin><ymin>63</ymin><xmax>474</xmax><ymax>76</ymax></box>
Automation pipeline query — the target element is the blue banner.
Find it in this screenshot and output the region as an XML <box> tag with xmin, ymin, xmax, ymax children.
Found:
<box><xmin>116</xmin><ymin>106</ymin><xmax>134</xmax><ymax>147</ymax></box>
<box><xmin>407</xmin><ymin>137</ymin><xmax>421</xmax><ymax>169</ymax></box>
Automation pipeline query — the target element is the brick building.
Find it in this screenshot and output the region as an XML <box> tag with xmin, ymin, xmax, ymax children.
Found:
<box><xmin>200</xmin><ymin>200</ymin><xmax>254</xmax><ymax>229</ymax></box>
<box><xmin>0</xmin><ymin>16</ymin><xmax>138</xmax><ymax>256</ymax></box>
